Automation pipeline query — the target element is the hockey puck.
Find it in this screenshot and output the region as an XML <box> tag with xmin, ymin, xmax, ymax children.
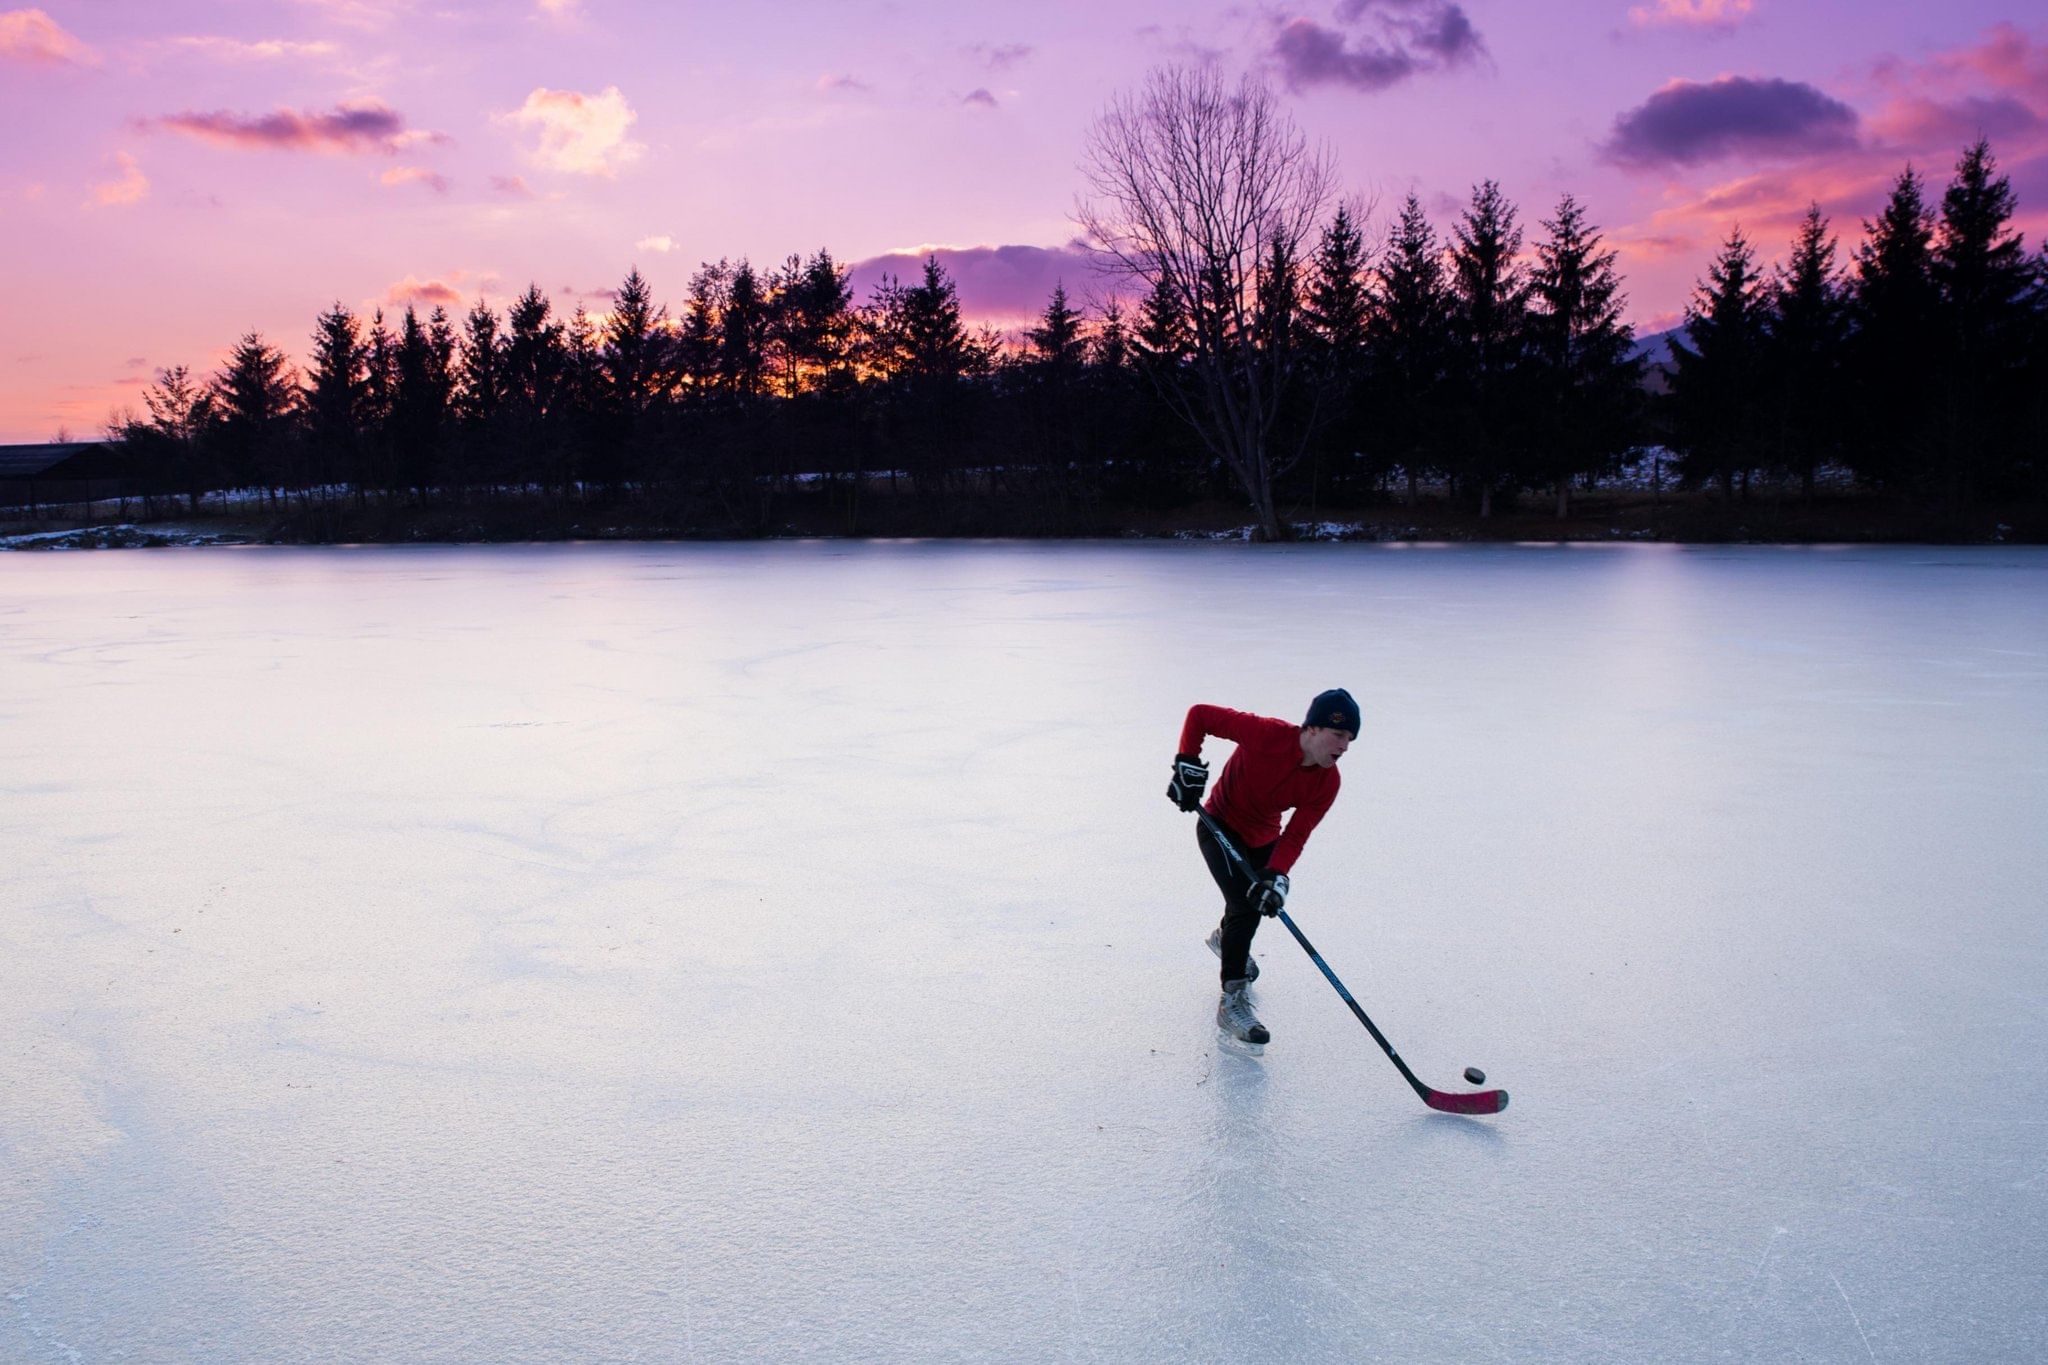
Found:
<box><xmin>1463</xmin><ymin>1067</ymin><xmax>1486</xmax><ymax>1085</ymax></box>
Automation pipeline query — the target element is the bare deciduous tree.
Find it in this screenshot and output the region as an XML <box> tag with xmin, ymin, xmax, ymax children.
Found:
<box><xmin>1077</xmin><ymin>64</ymin><xmax>1334</xmax><ymax>539</ymax></box>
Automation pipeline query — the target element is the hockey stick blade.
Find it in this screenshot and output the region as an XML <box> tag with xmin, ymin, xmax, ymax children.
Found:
<box><xmin>1423</xmin><ymin>1086</ymin><xmax>1510</xmax><ymax>1116</ymax></box>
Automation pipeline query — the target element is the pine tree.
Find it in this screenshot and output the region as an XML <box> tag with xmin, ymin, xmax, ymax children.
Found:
<box><xmin>1768</xmin><ymin>206</ymin><xmax>1849</xmax><ymax>502</ymax></box>
<box><xmin>305</xmin><ymin>303</ymin><xmax>366</xmax><ymax>497</ymax></box>
<box><xmin>1670</xmin><ymin>229</ymin><xmax>1769</xmax><ymax>500</ymax></box>
<box><xmin>1027</xmin><ymin>282</ymin><xmax>1089</xmax><ymax>372</ymax></box>
<box><xmin>905</xmin><ymin>255</ymin><xmax>985</xmax><ymax>380</ymax></box>
<box><xmin>800</xmin><ymin>249</ymin><xmax>857</xmax><ymax>391</ymax></box>
<box><xmin>1526</xmin><ymin>194</ymin><xmax>1639</xmax><ymax>518</ymax></box>
<box><xmin>502</xmin><ymin>287</ymin><xmax>560</xmax><ymax>423</ymax></box>
<box><xmin>1091</xmin><ymin>298</ymin><xmax>1131</xmax><ymax>373</ymax></box>
<box><xmin>358</xmin><ymin>310</ymin><xmax>396</xmax><ymax>500</ymax></box>
<box><xmin>1132</xmin><ymin>274</ymin><xmax>1191</xmax><ymax>372</ymax></box>
<box><xmin>1305</xmin><ymin>204</ymin><xmax>1370</xmax><ymax>358</ymax></box>
<box><xmin>604</xmin><ymin>267</ymin><xmax>666</xmax><ymax>417</ymax></box>
<box><xmin>497</xmin><ymin>286</ymin><xmax>561</xmax><ymax>491</ymax></box>
<box><xmin>766</xmin><ymin>249</ymin><xmax>854</xmax><ymax>397</ymax></box>
<box><xmin>390</xmin><ymin>306</ymin><xmax>449</xmax><ymax>499</ymax></box>
<box><xmin>870</xmin><ymin>256</ymin><xmax>986</xmax><ymax>384</ymax></box>
<box><xmin>679</xmin><ymin>261</ymin><xmax>729</xmax><ymax>401</ymax></box>
<box><xmin>1931</xmin><ymin>139</ymin><xmax>2033</xmax><ymax>505</ymax></box>
<box><xmin>209</xmin><ymin>332</ymin><xmax>299</xmax><ymax>502</ymax></box>
<box><xmin>1252</xmin><ymin>229</ymin><xmax>1323</xmax><ymax>510</ymax></box>
<box><xmin>2026</xmin><ymin>245</ymin><xmax>2048</xmax><ymax>497</ymax></box>
<box><xmin>125</xmin><ymin>364</ymin><xmax>214</xmax><ymax>511</ymax></box>
<box><xmin>1254</xmin><ymin>231</ymin><xmax>1303</xmax><ymax>380</ymax></box>
<box><xmin>1848</xmin><ymin>166</ymin><xmax>1940</xmax><ymax>490</ymax></box>
<box><xmin>562</xmin><ymin>304</ymin><xmax>602</xmax><ymax>498</ymax></box>
<box><xmin>426</xmin><ymin>307</ymin><xmax>458</xmax><ymax>420</ymax></box>
<box><xmin>861</xmin><ymin>258</ymin><xmax>987</xmax><ymax>500</ymax></box>
<box><xmin>1446</xmin><ymin>180</ymin><xmax>1532</xmax><ymax>516</ymax></box>
<box><xmin>1368</xmin><ymin>193</ymin><xmax>1454</xmax><ymax>507</ymax></box>
<box><xmin>142</xmin><ymin>364</ymin><xmax>209</xmax><ymax>443</ymax></box>
<box><xmin>721</xmin><ymin>260</ymin><xmax>767</xmax><ymax>398</ymax></box>
<box><xmin>459</xmin><ymin>300</ymin><xmax>503</xmax><ymax>428</ymax></box>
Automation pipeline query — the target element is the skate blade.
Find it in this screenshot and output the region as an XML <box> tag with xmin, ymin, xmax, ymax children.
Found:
<box><xmin>1217</xmin><ymin>1032</ymin><xmax>1266</xmax><ymax>1057</ymax></box>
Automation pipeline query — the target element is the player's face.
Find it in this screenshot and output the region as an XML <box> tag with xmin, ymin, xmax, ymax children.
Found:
<box><xmin>1303</xmin><ymin>725</ymin><xmax>1352</xmax><ymax>767</ymax></box>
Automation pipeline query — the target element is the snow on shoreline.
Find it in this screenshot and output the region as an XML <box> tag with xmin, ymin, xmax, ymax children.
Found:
<box><xmin>0</xmin><ymin>523</ymin><xmax>253</xmax><ymax>551</ymax></box>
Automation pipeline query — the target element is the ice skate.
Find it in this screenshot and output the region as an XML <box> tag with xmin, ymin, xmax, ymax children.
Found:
<box><xmin>1217</xmin><ymin>980</ymin><xmax>1270</xmax><ymax>1050</ymax></box>
<box><xmin>1205</xmin><ymin>926</ymin><xmax>1259</xmax><ymax>981</ymax></box>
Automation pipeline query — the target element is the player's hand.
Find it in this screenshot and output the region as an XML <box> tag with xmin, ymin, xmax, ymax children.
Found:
<box><xmin>1167</xmin><ymin>754</ymin><xmax>1209</xmax><ymax>811</ymax></box>
<box><xmin>1250</xmin><ymin>871</ymin><xmax>1290</xmax><ymax>917</ymax></box>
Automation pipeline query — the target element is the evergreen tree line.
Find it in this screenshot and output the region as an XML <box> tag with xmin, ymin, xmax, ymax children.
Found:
<box><xmin>109</xmin><ymin>138</ymin><xmax>2047</xmax><ymax>534</ymax></box>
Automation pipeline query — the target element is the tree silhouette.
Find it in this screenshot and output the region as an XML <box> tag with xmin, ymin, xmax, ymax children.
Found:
<box><xmin>389</xmin><ymin>306</ymin><xmax>452</xmax><ymax>500</ymax></box>
<box><xmin>117</xmin><ymin>365</ymin><xmax>214</xmax><ymax>511</ymax></box>
<box><xmin>305</xmin><ymin>303</ymin><xmax>366</xmax><ymax>500</ymax></box>
<box><xmin>1848</xmin><ymin>167</ymin><xmax>1940</xmax><ymax>490</ymax></box>
<box><xmin>1671</xmin><ymin>229</ymin><xmax>1769</xmax><ymax>500</ymax></box>
<box><xmin>502</xmin><ymin>285</ymin><xmax>566</xmax><ymax>491</ymax></box>
<box><xmin>1447</xmin><ymin>180</ymin><xmax>1531</xmax><ymax>517</ymax></box>
<box><xmin>1303</xmin><ymin>204</ymin><xmax>1371</xmax><ymax>507</ymax></box>
<box><xmin>1368</xmin><ymin>193</ymin><xmax>1454</xmax><ymax>507</ymax></box>
<box><xmin>722</xmin><ymin>260</ymin><xmax>769</xmax><ymax>399</ymax></box>
<box><xmin>210</xmin><ymin>332</ymin><xmax>299</xmax><ymax>505</ymax></box>
<box><xmin>1931</xmin><ymin>139</ymin><xmax>2032</xmax><ymax>506</ymax></box>
<box><xmin>1526</xmin><ymin>194</ymin><xmax>1639</xmax><ymax>518</ymax></box>
<box><xmin>1768</xmin><ymin>206</ymin><xmax>1849</xmax><ymax>503</ymax></box>
<box><xmin>1079</xmin><ymin>64</ymin><xmax>1334</xmax><ymax>538</ymax></box>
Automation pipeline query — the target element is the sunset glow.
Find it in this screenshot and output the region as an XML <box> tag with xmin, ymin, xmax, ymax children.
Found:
<box><xmin>3</xmin><ymin>1</ymin><xmax>2042</xmax><ymax>441</ymax></box>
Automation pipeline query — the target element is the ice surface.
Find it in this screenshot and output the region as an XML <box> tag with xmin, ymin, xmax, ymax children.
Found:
<box><xmin>3</xmin><ymin>542</ymin><xmax>2046</xmax><ymax>1362</ymax></box>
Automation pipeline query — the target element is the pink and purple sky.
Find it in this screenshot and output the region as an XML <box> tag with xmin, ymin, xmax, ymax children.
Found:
<box><xmin>2</xmin><ymin>1</ymin><xmax>2043</xmax><ymax>443</ymax></box>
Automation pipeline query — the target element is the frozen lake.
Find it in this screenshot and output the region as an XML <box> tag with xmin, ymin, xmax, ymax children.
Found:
<box><xmin>4</xmin><ymin>542</ymin><xmax>2046</xmax><ymax>1362</ymax></box>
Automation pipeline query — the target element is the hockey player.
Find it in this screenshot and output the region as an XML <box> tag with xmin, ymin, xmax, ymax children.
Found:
<box><xmin>1168</xmin><ymin>689</ymin><xmax>1358</xmax><ymax>1046</ymax></box>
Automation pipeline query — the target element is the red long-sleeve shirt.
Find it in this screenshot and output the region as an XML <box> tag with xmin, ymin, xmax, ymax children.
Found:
<box><xmin>1178</xmin><ymin>704</ymin><xmax>1340</xmax><ymax>875</ymax></box>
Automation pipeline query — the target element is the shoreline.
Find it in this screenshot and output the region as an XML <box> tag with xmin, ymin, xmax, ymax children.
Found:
<box><xmin>5</xmin><ymin>508</ymin><xmax>2040</xmax><ymax>551</ymax></box>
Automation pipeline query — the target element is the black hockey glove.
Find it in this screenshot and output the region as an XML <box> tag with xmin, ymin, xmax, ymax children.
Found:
<box><xmin>1167</xmin><ymin>754</ymin><xmax>1209</xmax><ymax>811</ymax></box>
<box><xmin>1249</xmin><ymin>871</ymin><xmax>1290</xmax><ymax>917</ymax></box>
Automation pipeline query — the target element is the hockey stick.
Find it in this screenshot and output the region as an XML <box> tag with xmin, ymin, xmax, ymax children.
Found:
<box><xmin>1195</xmin><ymin>806</ymin><xmax>1509</xmax><ymax>1116</ymax></box>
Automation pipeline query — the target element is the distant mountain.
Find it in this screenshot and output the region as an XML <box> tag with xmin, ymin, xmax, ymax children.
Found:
<box><xmin>1628</xmin><ymin>325</ymin><xmax>1690</xmax><ymax>370</ymax></box>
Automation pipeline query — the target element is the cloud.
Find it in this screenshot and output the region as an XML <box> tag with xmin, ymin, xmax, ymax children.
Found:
<box><xmin>1627</xmin><ymin>0</ymin><xmax>1754</xmax><ymax>32</ymax></box>
<box><xmin>1864</xmin><ymin>22</ymin><xmax>2048</xmax><ymax>153</ymax></box>
<box><xmin>285</xmin><ymin>0</ymin><xmax>412</xmax><ymax>30</ymax></box>
<box><xmin>490</xmin><ymin>173</ymin><xmax>534</xmax><ymax>196</ymax></box>
<box><xmin>86</xmin><ymin>151</ymin><xmax>148</xmax><ymax>208</ymax></box>
<box><xmin>1610</xmin><ymin>25</ymin><xmax>2048</xmax><ymax>261</ymax></box>
<box><xmin>971</xmin><ymin>42</ymin><xmax>1031</xmax><ymax>70</ymax></box>
<box><xmin>1611</xmin><ymin>231</ymin><xmax>1695</xmax><ymax>260</ymax></box>
<box><xmin>637</xmin><ymin>235</ymin><xmax>677</xmax><ymax>253</ymax></box>
<box><xmin>385</xmin><ymin>274</ymin><xmax>466</xmax><ymax>307</ymax></box>
<box><xmin>499</xmin><ymin>86</ymin><xmax>643</xmax><ymax>176</ymax></box>
<box><xmin>380</xmin><ymin>165</ymin><xmax>449</xmax><ymax>192</ymax></box>
<box><xmin>1269</xmin><ymin>2</ymin><xmax>1485</xmax><ymax>94</ymax></box>
<box><xmin>0</xmin><ymin>7</ymin><xmax>99</xmax><ymax>66</ymax></box>
<box><xmin>158</xmin><ymin>36</ymin><xmax>340</xmax><ymax>63</ymax></box>
<box><xmin>536</xmin><ymin>0</ymin><xmax>580</xmax><ymax>15</ymax></box>
<box><xmin>1603</xmin><ymin>76</ymin><xmax>1860</xmax><ymax>168</ymax></box>
<box><xmin>1930</xmin><ymin>21</ymin><xmax>2048</xmax><ymax>95</ymax></box>
<box><xmin>817</xmin><ymin>73</ymin><xmax>871</xmax><ymax>93</ymax></box>
<box><xmin>1867</xmin><ymin>94</ymin><xmax>2041</xmax><ymax>150</ymax></box>
<box><xmin>962</xmin><ymin>87</ymin><xmax>998</xmax><ymax>108</ymax></box>
<box><xmin>144</xmin><ymin>100</ymin><xmax>432</xmax><ymax>155</ymax></box>
<box><xmin>846</xmin><ymin>242</ymin><xmax>1099</xmax><ymax>325</ymax></box>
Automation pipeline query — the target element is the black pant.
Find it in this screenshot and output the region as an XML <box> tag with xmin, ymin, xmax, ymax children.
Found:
<box><xmin>1197</xmin><ymin>818</ymin><xmax>1274</xmax><ymax>985</ymax></box>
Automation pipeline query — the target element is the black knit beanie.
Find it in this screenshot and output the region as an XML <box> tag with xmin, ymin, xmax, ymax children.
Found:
<box><xmin>1304</xmin><ymin>688</ymin><xmax>1359</xmax><ymax>737</ymax></box>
